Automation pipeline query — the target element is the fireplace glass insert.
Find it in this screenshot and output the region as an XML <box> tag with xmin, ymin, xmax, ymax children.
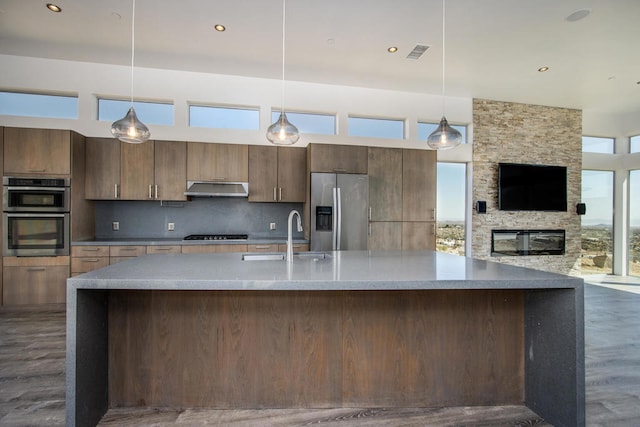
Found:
<box><xmin>491</xmin><ymin>229</ymin><xmax>565</xmax><ymax>256</ymax></box>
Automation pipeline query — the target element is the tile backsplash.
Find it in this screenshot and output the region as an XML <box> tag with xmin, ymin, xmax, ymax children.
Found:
<box><xmin>94</xmin><ymin>198</ymin><xmax>304</xmax><ymax>240</ymax></box>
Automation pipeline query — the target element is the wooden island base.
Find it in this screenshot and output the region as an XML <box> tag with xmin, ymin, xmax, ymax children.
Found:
<box><xmin>108</xmin><ymin>289</ymin><xmax>524</xmax><ymax>409</ymax></box>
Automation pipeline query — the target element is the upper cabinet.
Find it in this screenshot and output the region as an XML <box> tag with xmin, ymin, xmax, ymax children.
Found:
<box><xmin>3</xmin><ymin>128</ymin><xmax>71</xmax><ymax>176</ymax></box>
<box><xmin>85</xmin><ymin>138</ymin><xmax>120</xmax><ymax>200</ymax></box>
<box><xmin>249</xmin><ymin>145</ymin><xmax>306</xmax><ymax>203</ymax></box>
<box><xmin>368</xmin><ymin>147</ymin><xmax>402</xmax><ymax>221</ymax></box>
<box><xmin>187</xmin><ymin>142</ymin><xmax>248</xmax><ymax>182</ymax></box>
<box><xmin>85</xmin><ymin>138</ymin><xmax>187</xmax><ymax>201</ymax></box>
<box><xmin>308</xmin><ymin>143</ymin><xmax>368</xmax><ymax>174</ymax></box>
<box><xmin>402</xmin><ymin>148</ymin><xmax>437</xmax><ymax>222</ymax></box>
<box><xmin>120</xmin><ymin>140</ymin><xmax>155</xmax><ymax>200</ymax></box>
<box><xmin>154</xmin><ymin>140</ymin><xmax>187</xmax><ymax>201</ymax></box>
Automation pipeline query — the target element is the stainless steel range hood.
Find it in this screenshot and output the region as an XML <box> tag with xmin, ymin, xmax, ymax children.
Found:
<box><xmin>184</xmin><ymin>181</ymin><xmax>249</xmax><ymax>197</ymax></box>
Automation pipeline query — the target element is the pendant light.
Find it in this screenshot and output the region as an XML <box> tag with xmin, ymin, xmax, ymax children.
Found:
<box><xmin>111</xmin><ymin>0</ymin><xmax>150</xmax><ymax>144</ymax></box>
<box><xmin>266</xmin><ymin>0</ymin><xmax>299</xmax><ymax>145</ymax></box>
<box><xmin>427</xmin><ymin>0</ymin><xmax>461</xmax><ymax>150</ymax></box>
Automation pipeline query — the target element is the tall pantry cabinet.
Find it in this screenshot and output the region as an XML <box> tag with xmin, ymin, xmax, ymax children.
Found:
<box><xmin>2</xmin><ymin>127</ymin><xmax>94</xmax><ymax>305</ymax></box>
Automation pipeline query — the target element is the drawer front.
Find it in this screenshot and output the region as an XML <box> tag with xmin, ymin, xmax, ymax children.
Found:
<box><xmin>109</xmin><ymin>246</ymin><xmax>146</xmax><ymax>257</ymax></box>
<box><xmin>247</xmin><ymin>244</ymin><xmax>278</xmax><ymax>252</ymax></box>
<box><xmin>71</xmin><ymin>256</ymin><xmax>110</xmax><ymax>274</ymax></box>
<box><xmin>181</xmin><ymin>244</ymin><xmax>248</xmax><ymax>254</ymax></box>
<box><xmin>146</xmin><ymin>245</ymin><xmax>181</xmax><ymax>255</ymax></box>
<box><xmin>72</xmin><ymin>246</ymin><xmax>110</xmax><ymax>257</ymax></box>
<box><xmin>277</xmin><ymin>243</ymin><xmax>309</xmax><ymax>252</ymax></box>
<box><xmin>3</xmin><ymin>265</ymin><xmax>69</xmax><ymax>305</ymax></box>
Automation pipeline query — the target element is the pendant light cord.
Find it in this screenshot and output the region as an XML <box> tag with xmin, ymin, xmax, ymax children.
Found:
<box><xmin>441</xmin><ymin>0</ymin><xmax>446</xmax><ymax>115</ymax></box>
<box><xmin>280</xmin><ymin>0</ymin><xmax>286</xmax><ymax>115</ymax></box>
<box><xmin>130</xmin><ymin>0</ymin><xmax>136</xmax><ymax>106</ymax></box>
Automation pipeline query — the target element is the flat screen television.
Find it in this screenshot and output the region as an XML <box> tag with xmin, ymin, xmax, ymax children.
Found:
<box><xmin>498</xmin><ymin>163</ymin><xmax>567</xmax><ymax>211</ymax></box>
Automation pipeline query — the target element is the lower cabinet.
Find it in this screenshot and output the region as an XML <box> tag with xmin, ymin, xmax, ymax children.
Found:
<box><xmin>71</xmin><ymin>245</ymin><xmax>109</xmax><ymax>275</ymax></box>
<box><xmin>146</xmin><ymin>245</ymin><xmax>181</xmax><ymax>255</ymax></box>
<box><xmin>402</xmin><ymin>222</ymin><xmax>436</xmax><ymax>251</ymax></box>
<box><xmin>248</xmin><ymin>244</ymin><xmax>310</xmax><ymax>252</ymax></box>
<box><xmin>110</xmin><ymin>245</ymin><xmax>146</xmax><ymax>265</ymax></box>
<box><xmin>2</xmin><ymin>257</ymin><xmax>70</xmax><ymax>305</ymax></box>
<box><xmin>181</xmin><ymin>245</ymin><xmax>249</xmax><ymax>254</ymax></box>
<box><xmin>368</xmin><ymin>222</ymin><xmax>402</xmax><ymax>251</ymax></box>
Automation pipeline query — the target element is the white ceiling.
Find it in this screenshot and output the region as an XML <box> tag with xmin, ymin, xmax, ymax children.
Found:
<box><xmin>1</xmin><ymin>0</ymin><xmax>639</xmax><ymax>119</ymax></box>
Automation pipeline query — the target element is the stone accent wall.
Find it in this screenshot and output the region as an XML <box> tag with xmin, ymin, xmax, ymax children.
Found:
<box><xmin>472</xmin><ymin>99</ymin><xmax>582</xmax><ymax>275</ymax></box>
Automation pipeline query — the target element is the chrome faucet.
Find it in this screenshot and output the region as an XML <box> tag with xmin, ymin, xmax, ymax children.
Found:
<box><xmin>287</xmin><ymin>209</ymin><xmax>303</xmax><ymax>262</ymax></box>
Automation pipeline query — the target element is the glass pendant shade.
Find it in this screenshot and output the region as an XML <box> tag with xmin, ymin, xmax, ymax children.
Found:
<box><xmin>111</xmin><ymin>106</ymin><xmax>151</xmax><ymax>144</ymax></box>
<box><xmin>266</xmin><ymin>112</ymin><xmax>300</xmax><ymax>145</ymax></box>
<box><xmin>426</xmin><ymin>116</ymin><xmax>462</xmax><ymax>150</ymax></box>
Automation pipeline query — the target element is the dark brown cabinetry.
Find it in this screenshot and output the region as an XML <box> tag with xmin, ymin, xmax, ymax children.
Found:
<box><xmin>187</xmin><ymin>142</ymin><xmax>248</xmax><ymax>182</ymax></box>
<box><xmin>366</xmin><ymin>147</ymin><xmax>436</xmax><ymax>251</ymax></box>
<box><xmin>308</xmin><ymin>143</ymin><xmax>368</xmax><ymax>174</ymax></box>
<box><xmin>249</xmin><ymin>146</ymin><xmax>306</xmax><ymax>202</ymax></box>
<box><xmin>85</xmin><ymin>139</ymin><xmax>187</xmax><ymax>201</ymax></box>
<box><xmin>3</xmin><ymin>127</ymin><xmax>71</xmax><ymax>176</ymax></box>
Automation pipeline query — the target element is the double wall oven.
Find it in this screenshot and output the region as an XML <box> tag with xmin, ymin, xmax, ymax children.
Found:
<box><xmin>2</xmin><ymin>177</ymin><xmax>70</xmax><ymax>256</ymax></box>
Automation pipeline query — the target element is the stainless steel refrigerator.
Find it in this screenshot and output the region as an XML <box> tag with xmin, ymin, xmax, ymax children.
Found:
<box><xmin>310</xmin><ymin>173</ymin><xmax>369</xmax><ymax>251</ymax></box>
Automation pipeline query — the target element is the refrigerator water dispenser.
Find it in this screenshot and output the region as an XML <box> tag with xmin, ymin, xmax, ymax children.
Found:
<box><xmin>315</xmin><ymin>206</ymin><xmax>332</xmax><ymax>231</ymax></box>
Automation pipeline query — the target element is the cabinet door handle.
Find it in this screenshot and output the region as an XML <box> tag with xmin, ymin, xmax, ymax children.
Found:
<box><xmin>431</xmin><ymin>224</ymin><xmax>436</xmax><ymax>235</ymax></box>
<box><xmin>28</xmin><ymin>169</ymin><xmax>46</xmax><ymax>173</ymax></box>
<box><xmin>114</xmin><ymin>184</ymin><xmax>119</xmax><ymax>199</ymax></box>
<box><xmin>279</xmin><ymin>188</ymin><xmax>282</xmax><ymax>201</ymax></box>
<box><xmin>154</xmin><ymin>247</ymin><xmax>173</xmax><ymax>251</ymax></box>
<box><xmin>273</xmin><ymin>187</ymin><xmax>277</xmax><ymax>201</ymax></box>
<box><xmin>368</xmin><ymin>207</ymin><xmax>372</xmax><ymax>221</ymax></box>
<box><xmin>81</xmin><ymin>258</ymin><xmax>100</xmax><ymax>262</ymax></box>
<box><xmin>81</xmin><ymin>248</ymin><xmax>100</xmax><ymax>252</ymax></box>
<box><xmin>154</xmin><ymin>185</ymin><xmax>158</xmax><ymax>200</ymax></box>
<box><xmin>368</xmin><ymin>223</ymin><xmax>372</xmax><ymax>236</ymax></box>
<box><xmin>27</xmin><ymin>268</ymin><xmax>46</xmax><ymax>272</ymax></box>
<box><xmin>254</xmin><ymin>245</ymin><xmax>271</xmax><ymax>250</ymax></box>
<box><xmin>333</xmin><ymin>168</ymin><xmax>347</xmax><ymax>173</ymax></box>
<box><xmin>149</xmin><ymin>185</ymin><xmax>153</xmax><ymax>199</ymax></box>
<box><xmin>431</xmin><ymin>208</ymin><xmax>436</xmax><ymax>221</ymax></box>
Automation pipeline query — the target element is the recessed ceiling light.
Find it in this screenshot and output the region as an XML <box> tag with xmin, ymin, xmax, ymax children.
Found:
<box><xmin>566</xmin><ymin>9</ymin><xmax>591</xmax><ymax>22</ymax></box>
<box><xmin>46</xmin><ymin>3</ymin><xmax>61</xmax><ymax>13</ymax></box>
<box><xmin>538</xmin><ymin>66</ymin><xmax>550</xmax><ymax>72</ymax></box>
<box><xmin>214</xmin><ymin>24</ymin><xmax>226</xmax><ymax>32</ymax></box>
<box><xmin>388</xmin><ymin>46</ymin><xmax>398</xmax><ymax>53</ymax></box>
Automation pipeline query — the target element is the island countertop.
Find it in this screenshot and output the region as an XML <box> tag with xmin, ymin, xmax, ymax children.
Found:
<box><xmin>68</xmin><ymin>249</ymin><xmax>583</xmax><ymax>291</ymax></box>
<box><xmin>66</xmin><ymin>250</ymin><xmax>585</xmax><ymax>427</ymax></box>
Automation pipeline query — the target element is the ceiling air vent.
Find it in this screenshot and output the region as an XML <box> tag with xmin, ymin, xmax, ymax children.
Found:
<box><xmin>406</xmin><ymin>44</ymin><xmax>430</xmax><ymax>60</ymax></box>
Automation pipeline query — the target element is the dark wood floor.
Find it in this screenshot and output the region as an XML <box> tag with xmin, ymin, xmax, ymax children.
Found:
<box><xmin>1</xmin><ymin>277</ymin><xmax>638</xmax><ymax>426</ymax></box>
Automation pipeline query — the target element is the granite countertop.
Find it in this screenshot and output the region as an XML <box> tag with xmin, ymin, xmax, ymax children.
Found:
<box><xmin>67</xmin><ymin>250</ymin><xmax>583</xmax><ymax>291</ymax></box>
<box><xmin>72</xmin><ymin>238</ymin><xmax>309</xmax><ymax>246</ymax></box>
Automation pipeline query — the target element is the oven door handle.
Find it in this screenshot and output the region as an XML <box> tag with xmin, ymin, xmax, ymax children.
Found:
<box><xmin>3</xmin><ymin>213</ymin><xmax>67</xmax><ymax>218</ymax></box>
<box><xmin>6</xmin><ymin>186</ymin><xmax>68</xmax><ymax>192</ymax></box>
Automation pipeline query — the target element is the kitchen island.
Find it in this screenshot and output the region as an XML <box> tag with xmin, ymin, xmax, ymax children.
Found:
<box><xmin>66</xmin><ymin>250</ymin><xmax>584</xmax><ymax>427</ymax></box>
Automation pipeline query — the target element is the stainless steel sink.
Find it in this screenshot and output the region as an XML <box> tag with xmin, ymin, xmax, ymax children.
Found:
<box><xmin>241</xmin><ymin>252</ymin><xmax>329</xmax><ymax>261</ymax></box>
<box><xmin>294</xmin><ymin>251</ymin><xmax>328</xmax><ymax>259</ymax></box>
<box><xmin>241</xmin><ymin>253</ymin><xmax>286</xmax><ymax>261</ymax></box>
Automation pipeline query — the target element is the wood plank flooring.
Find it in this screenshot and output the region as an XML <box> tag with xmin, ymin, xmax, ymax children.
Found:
<box><xmin>1</xmin><ymin>277</ymin><xmax>639</xmax><ymax>426</ymax></box>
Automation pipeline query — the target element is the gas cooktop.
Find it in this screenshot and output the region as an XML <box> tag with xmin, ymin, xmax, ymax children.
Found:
<box><xmin>183</xmin><ymin>234</ymin><xmax>248</xmax><ymax>241</ymax></box>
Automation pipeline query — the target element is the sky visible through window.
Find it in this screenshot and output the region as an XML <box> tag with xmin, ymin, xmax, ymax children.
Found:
<box><xmin>631</xmin><ymin>135</ymin><xmax>640</xmax><ymax>153</ymax></box>
<box><xmin>271</xmin><ymin>111</ymin><xmax>335</xmax><ymax>135</ymax></box>
<box><xmin>99</xmin><ymin>99</ymin><xmax>174</xmax><ymax>125</ymax></box>
<box><xmin>0</xmin><ymin>91</ymin><xmax>77</xmax><ymax>119</ymax></box>
<box><xmin>582</xmin><ymin>136</ymin><xmax>614</xmax><ymax>154</ymax></box>
<box><xmin>348</xmin><ymin>117</ymin><xmax>404</xmax><ymax>139</ymax></box>
<box><xmin>437</xmin><ymin>162</ymin><xmax>466</xmax><ymax>222</ymax></box>
<box><xmin>631</xmin><ymin>170</ymin><xmax>640</xmax><ymax>228</ymax></box>
<box><xmin>581</xmin><ymin>170</ymin><xmax>614</xmax><ymax>226</ymax></box>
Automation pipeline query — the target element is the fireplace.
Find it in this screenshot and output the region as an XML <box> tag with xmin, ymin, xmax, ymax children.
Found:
<box><xmin>491</xmin><ymin>229</ymin><xmax>565</xmax><ymax>256</ymax></box>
